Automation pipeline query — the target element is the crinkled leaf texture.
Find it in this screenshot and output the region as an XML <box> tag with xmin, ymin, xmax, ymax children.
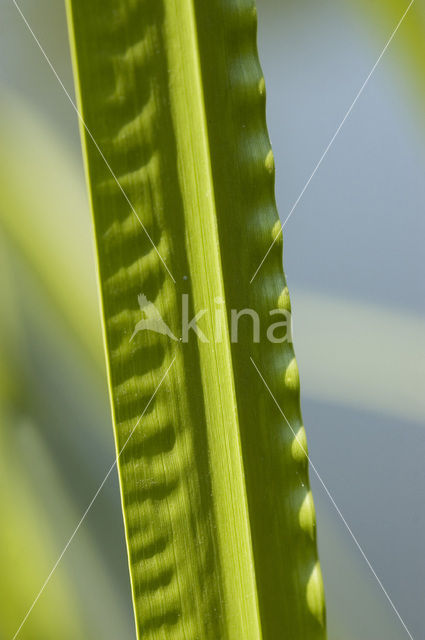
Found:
<box><xmin>66</xmin><ymin>1</ymin><xmax>326</xmax><ymax>638</ymax></box>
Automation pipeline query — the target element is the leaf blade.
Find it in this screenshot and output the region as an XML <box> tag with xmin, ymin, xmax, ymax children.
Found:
<box><xmin>66</xmin><ymin>1</ymin><xmax>326</xmax><ymax>638</ymax></box>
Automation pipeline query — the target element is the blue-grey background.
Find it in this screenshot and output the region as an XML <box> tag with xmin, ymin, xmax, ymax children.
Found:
<box><xmin>258</xmin><ymin>1</ymin><xmax>425</xmax><ymax>638</ymax></box>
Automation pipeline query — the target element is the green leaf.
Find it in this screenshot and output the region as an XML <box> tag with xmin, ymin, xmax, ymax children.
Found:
<box><xmin>0</xmin><ymin>410</ymin><xmax>87</xmax><ymax>640</ymax></box>
<box><xmin>0</xmin><ymin>90</ymin><xmax>103</xmax><ymax>367</ymax></box>
<box><xmin>66</xmin><ymin>1</ymin><xmax>326</xmax><ymax>638</ymax></box>
<box><xmin>353</xmin><ymin>0</ymin><xmax>425</xmax><ymax>125</ymax></box>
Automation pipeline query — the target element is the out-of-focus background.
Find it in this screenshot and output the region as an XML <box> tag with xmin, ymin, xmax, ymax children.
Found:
<box><xmin>0</xmin><ymin>0</ymin><xmax>424</xmax><ymax>638</ymax></box>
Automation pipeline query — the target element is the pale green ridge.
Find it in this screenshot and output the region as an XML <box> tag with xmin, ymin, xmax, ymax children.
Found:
<box><xmin>164</xmin><ymin>1</ymin><xmax>262</xmax><ymax>636</ymax></box>
<box><xmin>66</xmin><ymin>1</ymin><xmax>324</xmax><ymax>638</ymax></box>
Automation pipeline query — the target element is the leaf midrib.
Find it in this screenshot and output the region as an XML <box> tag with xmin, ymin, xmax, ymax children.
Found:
<box><xmin>164</xmin><ymin>2</ymin><xmax>262</xmax><ymax>637</ymax></box>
